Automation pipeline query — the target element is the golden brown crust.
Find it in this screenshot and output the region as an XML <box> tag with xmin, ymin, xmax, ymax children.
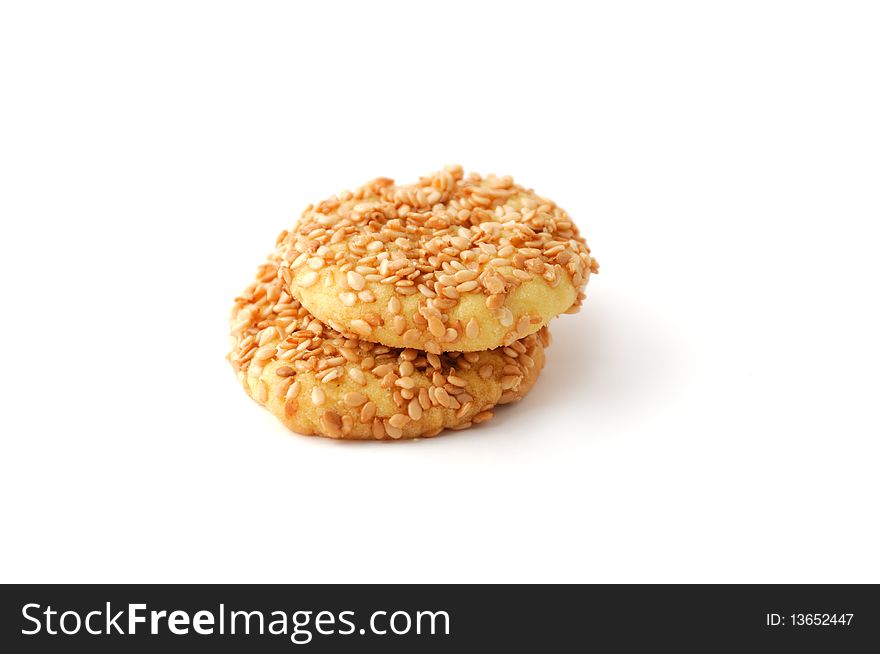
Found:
<box><xmin>230</xmin><ymin>258</ymin><xmax>549</xmax><ymax>440</ymax></box>
<box><xmin>276</xmin><ymin>166</ymin><xmax>596</xmax><ymax>352</ymax></box>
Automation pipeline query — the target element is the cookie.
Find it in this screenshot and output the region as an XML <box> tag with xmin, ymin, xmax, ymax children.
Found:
<box><xmin>276</xmin><ymin>165</ymin><xmax>596</xmax><ymax>353</ymax></box>
<box><xmin>230</xmin><ymin>259</ymin><xmax>550</xmax><ymax>440</ymax></box>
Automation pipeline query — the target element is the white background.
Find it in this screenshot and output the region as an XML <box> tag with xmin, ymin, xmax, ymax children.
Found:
<box><xmin>1</xmin><ymin>1</ymin><xmax>878</xmax><ymax>583</ymax></box>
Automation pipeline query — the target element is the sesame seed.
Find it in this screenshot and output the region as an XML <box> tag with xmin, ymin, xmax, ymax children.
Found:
<box><xmin>350</xmin><ymin>319</ymin><xmax>372</xmax><ymax>337</ymax></box>
<box><xmin>434</xmin><ymin>387</ymin><xmax>451</xmax><ymax>407</ymax></box>
<box><xmin>388</xmin><ymin>297</ymin><xmax>402</xmax><ymax>314</ymax></box>
<box><xmin>321</xmin><ymin>410</ymin><xmax>342</xmax><ymax>438</ymax></box>
<box><xmin>417</xmin><ymin>284</ymin><xmax>437</xmax><ymax>298</ymax></box>
<box><xmin>440</xmin><ymin>286</ymin><xmax>459</xmax><ymax>299</ymax></box>
<box><xmin>501</xmin><ymin>375</ymin><xmax>520</xmax><ymax>390</ymax></box>
<box><xmin>395</xmin><ymin>376</ymin><xmax>415</xmax><ymax>390</ymax></box>
<box><xmin>450</xmin><ymin>236</ymin><xmax>470</xmax><ymax>250</ymax></box>
<box><xmin>346</xmin><ymin>270</ymin><xmax>366</xmax><ymax>291</ymax></box>
<box><xmin>446</xmin><ymin>374</ymin><xmax>467</xmax><ymax>387</ymax></box>
<box><xmin>424</xmin><ymin>340</ymin><xmax>441</xmax><ymax>355</ymax></box>
<box><xmin>391</xmin><ymin>315</ymin><xmax>406</xmax><ymax>335</ymax></box>
<box><xmin>427</xmin><ymin>316</ymin><xmax>445</xmax><ymax>338</ymax></box>
<box><xmin>486</xmin><ymin>294</ymin><xmax>505</xmax><ymax>310</ymax></box>
<box><xmin>400</xmin><ymin>348</ymin><xmax>418</xmax><ymax>361</ymax></box>
<box><xmin>473</xmin><ymin>410</ymin><xmax>493</xmax><ymax>424</ymax></box>
<box><xmin>339</xmin><ymin>291</ymin><xmax>357</xmax><ymax>306</ymax></box>
<box><xmin>348</xmin><ymin>367</ymin><xmax>366</xmax><ymax>385</ymax></box>
<box><xmin>254</xmin><ymin>346</ymin><xmax>276</xmax><ymax>361</ymax></box>
<box><xmin>319</xmin><ymin>368</ymin><xmax>342</xmax><ymax>383</ymax></box>
<box><xmin>465</xmin><ymin>317</ymin><xmax>479</xmax><ymax>340</ymax></box>
<box><xmin>343</xmin><ymin>391</ymin><xmax>367</xmax><ymax>407</ymax></box>
<box><xmin>384</xmin><ymin>421</ymin><xmax>403</xmax><ymax>439</ymax></box>
<box><xmin>381</xmin><ymin>371</ymin><xmax>398</xmax><ymax>388</ymax></box>
<box><xmin>372</xmin><ymin>363</ymin><xmax>395</xmax><ymax>377</ymax></box>
<box><xmin>389</xmin><ymin>413</ymin><xmax>410</xmax><ymax>429</ymax></box>
<box><xmin>275</xmin><ymin>366</ymin><xmax>294</xmax><ymax>377</ymax></box>
<box><xmin>311</xmin><ymin>387</ymin><xmax>325</xmax><ymax>406</ymax></box>
<box><xmin>402</xmin><ymin>329</ymin><xmax>421</xmax><ymax>347</ymax></box>
<box><xmin>298</xmin><ymin>271</ymin><xmax>319</xmax><ymax>287</ymax></box>
<box><xmin>276</xmin><ymin>377</ymin><xmax>294</xmax><ymax>399</ymax></box>
<box><xmin>360</xmin><ymin>401</ymin><xmax>377</xmax><ymax>423</ymax></box>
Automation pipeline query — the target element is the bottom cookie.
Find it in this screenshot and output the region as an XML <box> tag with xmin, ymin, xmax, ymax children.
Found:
<box><xmin>230</xmin><ymin>259</ymin><xmax>550</xmax><ymax>440</ymax></box>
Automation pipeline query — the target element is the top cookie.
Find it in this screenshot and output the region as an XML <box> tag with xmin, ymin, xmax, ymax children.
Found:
<box><xmin>277</xmin><ymin>165</ymin><xmax>597</xmax><ymax>352</ymax></box>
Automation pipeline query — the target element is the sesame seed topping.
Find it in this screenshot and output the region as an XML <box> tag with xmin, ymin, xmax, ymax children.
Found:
<box><xmin>321</xmin><ymin>410</ymin><xmax>342</xmax><ymax>438</ymax></box>
<box><xmin>434</xmin><ymin>387</ymin><xmax>451</xmax><ymax>407</ymax></box>
<box><xmin>465</xmin><ymin>317</ymin><xmax>480</xmax><ymax>340</ymax></box>
<box><xmin>384</xmin><ymin>421</ymin><xmax>403</xmax><ymax>439</ymax></box>
<box><xmin>254</xmin><ymin>345</ymin><xmax>276</xmax><ymax>361</ymax></box>
<box><xmin>343</xmin><ymin>391</ymin><xmax>368</xmax><ymax>407</ymax></box>
<box><xmin>360</xmin><ymin>401</ymin><xmax>377</xmax><ymax>423</ymax></box>
<box><xmin>427</xmin><ymin>316</ymin><xmax>445</xmax><ymax>338</ymax></box>
<box><xmin>350</xmin><ymin>319</ymin><xmax>373</xmax><ymax>337</ymax></box>
<box><xmin>256</xmin><ymin>380</ymin><xmax>269</xmax><ymax>403</ymax></box>
<box><xmin>395</xmin><ymin>376</ymin><xmax>415</xmax><ymax>390</ymax></box>
<box><xmin>346</xmin><ymin>270</ymin><xmax>366</xmax><ymax>291</ymax></box>
<box><xmin>501</xmin><ymin>375</ymin><xmax>520</xmax><ymax>390</ymax></box>
<box><xmin>473</xmin><ymin>410</ymin><xmax>493</xmax><ymax>424</ymax></box>
<box><xmin>389</xmin><ymin>413</ymin><xmax>410</xmax><ymax>429</ymax></box>
<box><xmin>447</xmin><ymin>374</ymin><xmax>467</xmax><ymax>387</ymax></box>
<box><xmin>298</xmin><ymin>271</ymin><xmax>319</xmax><ymax>287</ymax></box>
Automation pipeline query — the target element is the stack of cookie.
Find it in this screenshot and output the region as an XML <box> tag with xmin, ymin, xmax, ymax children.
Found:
<box><xmin>229</xmin><ymin>166</ymin><xmax>597</xmax><ymax>439</ymax></box>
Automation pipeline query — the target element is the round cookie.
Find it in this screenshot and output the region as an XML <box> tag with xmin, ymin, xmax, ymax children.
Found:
<box><xmin>276</xmin><ymin>165</ymin><xmax>596</xmax><ymax>353</ymax></box>
<box><xmin>229</xmin><ymin>258</ymin><xmax>550</xmax><ymax>440</ymax></box>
